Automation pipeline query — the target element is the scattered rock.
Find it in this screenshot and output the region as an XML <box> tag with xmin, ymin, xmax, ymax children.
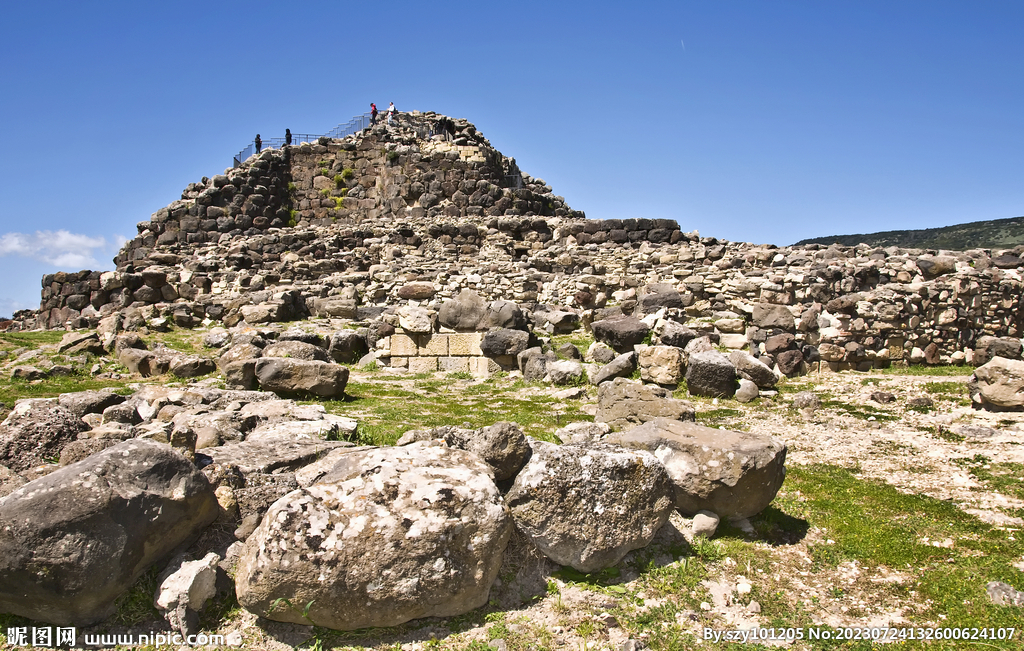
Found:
<box><xmin>685</xmin><ymin>350</ymin><xmax>738</xmax><ymax>398</ymax></box>
<box><xmin>596</xmin><ymin>377</ymin><xmax>695</xmax><ymax>431</ymax></box>
<box><xmin>254</xmin><ymin>358</ymin><xmax>349</xmax><ymax>398</ymax></box>
<box><xmin>972</xmin><ymin>357</ymin><xmax>1024</xmax><ymax>409</ymax></box>
<box><xmin>591</xmin><ymin>318</ymin><xmax>651</xmax><ymax>353</ymax></box>
<box><xmin>0</xmin><ymin>439</ymin><xmax>219</xmax><ymax>625</ymax></box>
<box><xmin>505</xmin><ymin>440</ymin><xmax>674</xmax><ymax>572</ymax></box>
<box><xmin>235</xmin><ymin>443</ymin><xmax>512</xmax><ymax>631</ymax></box>
<box><xmin>0</xmin><ymin>399</ymin><xmax>86</xmax><ymax>471</ymax></box>
<box><xmin>608</xmin><ymin>418</ymin><xmax>787</xmax><ymax>518</ymax></box>
<box><xmin>155</xmin><ymin>553</ymin><xmax>221</xmax><ymax>637</ymax></box>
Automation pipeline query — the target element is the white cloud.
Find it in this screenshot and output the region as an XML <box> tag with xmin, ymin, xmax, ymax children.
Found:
<box><xmin>0</xmin><ymin>230</ymin><xmax>113</xmax><ymax>269</ymax></box>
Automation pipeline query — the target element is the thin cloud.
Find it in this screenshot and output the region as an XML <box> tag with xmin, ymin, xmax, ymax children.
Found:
<box><xmin>0</xmin><ymin>230</ymin><xmax>114</xmax><ymax>269</ymax></box>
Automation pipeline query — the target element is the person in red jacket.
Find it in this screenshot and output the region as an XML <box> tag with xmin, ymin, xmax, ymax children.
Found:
<box><xmin>370</xmin><ymin>103</ymin><xmax>378</xmax><ymax>124</ymax></box>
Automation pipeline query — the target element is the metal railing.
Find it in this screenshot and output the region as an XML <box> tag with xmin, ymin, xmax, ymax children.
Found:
<box><xmin>233</xmin><ymin>113</ymin><xmax>374</xmax><ymax>167</ymax></box>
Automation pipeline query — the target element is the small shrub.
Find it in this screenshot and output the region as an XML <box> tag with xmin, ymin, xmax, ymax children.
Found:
<box><xmin>341</xmin><ymin>167</ymin><xmax>355</xmax><ymax>180</ymax></box>
<box><xmin>288</xmin><ymin>209</ymin><xmax>298</xmax><ymax>227</ymax></box>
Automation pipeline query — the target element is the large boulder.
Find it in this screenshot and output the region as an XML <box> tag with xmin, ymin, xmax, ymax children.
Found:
<box><xmin>254</xmin><ymin>358</ymin><xmax>349</xmax><ymax>398</ymax></box>
<box><xmin>0</xmin><ymin>439</ymin><xmax>218</xmax><ymax>625</ymax></box>
<box><xmin>505</xmin><ymin>440</ymin><xmax>674</xmax><ymax>572</ymax></box>
<box><xmin>751</xmin><ymin>304</ymin><xmax>795</xmax><ymax>331</ymax></box>
<box><xmin>685</xmin><ymin>350</ymin><xmax>738</xmax><ymax>398</ymax></box>
<box><xmin>532</xmin><ymin>308</ymin><xmax>579</xmax><ymax>334</ymax></box>
<box><xmin>916</xmin><ymin>255</ymin><xmax>957</xmax><ymax>278</ymax></box>
<box><xmin>261</xmin><ymin>340</ymin><xmax>331</xmax><ymax>362</ymax></box>
<box><xmin>972</xmin><ymin>357</ymin><xmax>1024</xmax><ymax>409</ymax></box>
<box><xmin>481</xmin><ymin>328</ymin><xmax>530</xmax><ymax>358</ymax></box>
<box><xmin>438</xmin><ymin>289</ymin><xmax>487</xmax><ymax>331</ymax></box>
<box><xmin>397</xmin><ymin>305</ymin><xmax>434</xmax><ymax>333</ymax></box>
<box><xmin>638</xmin><ymin>285</ymin><xmax>687</xmax><ymax>313</ymax></box>
<box><xmin>57</xmin><ymin>389</ymin><xmax>126</xmax><ymax>419</ymax></box>
<box><xmin>591</xmin><ymin>351</ymin><xmax>637</xmax><ymax>385</ymax></box>
<box><xmin>169</xmin><ymin>355</ymin><xmax>217</xmax><ymax>378</ymax></box>
<box><xmin>729</xmin><ymin>351</ymin><xmax>778</xmax><ymax>389</ymax></box>
<box><xmin>608</xmin><ymin>418</ymin><xmax>787</xmax><ymax>518</ymax></box>
<box><xmin>591</xmin><ymin>317</ymin><xmax>650</xmax><ymax>353</ymax></box>
<box><xmin>973</xmin><ymin>336</ymin><xmax>1023</xmax><ymax>367</ymax></box>
<box><xmin>482</xmin><ymin>300</ymin><xmax>527</xmax><ymax>330</ymax></box>
<box><xmin>398</xmin><ymin>422</ymin><xmax>530</xmax><ymax>481</ymax></box>
<box><xmin>547</xmin><ymin>359</ymin><xmax>584</xmax><ymax>385</ymax></box>
<box><xmin>637</xmin><ymin>345</ymin><xmax>684</xmax><ymax>386</ymax></box>
<box><xmin>656</xmin><ymin>320</ymin><xmax>698</xmax><ymax>349</ymax></box>
<box><xmin>327</xmin><ymin>330</ymin><xmax>368</xmax><ymax>364</ymax></box>
<box><xmin>396</xmin><ymin>281</ymin><xmax>436</xmax><ymax>300</ymax></box>
<box><xmin>235</xmin><ymin>443</ymin><xmax>512</xmax><ymax>631</ymax></box>
<box><xmin>596</xmin><ymin>377</ymin><xmax>695</xmax><ymax>431</ymax></box>
<box><xmin>0</xmin><ymin>399</ymin><xmax>87</xmax><ymax>471</ymax></box>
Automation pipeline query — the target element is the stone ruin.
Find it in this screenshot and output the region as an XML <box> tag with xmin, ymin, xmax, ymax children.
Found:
<box><xmin>1</xmin><ymin>110</ymin><xmax>1024</xmax><ymax>634</ymax></box>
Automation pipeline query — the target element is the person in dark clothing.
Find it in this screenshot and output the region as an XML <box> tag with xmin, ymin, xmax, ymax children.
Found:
<box><xmin>255</xmin><ymin>134</ymin><xmax>262</xmax><ymax>153</ymax></box>
<box><xmin>370</xmin><ymin>103</ymin><xmax>378</xmax><ymax>124</ymax></box>
<box><xmin>285</xmin><ymin>129</ymin><xmax>292</xmax><ymax>146</ymax></box>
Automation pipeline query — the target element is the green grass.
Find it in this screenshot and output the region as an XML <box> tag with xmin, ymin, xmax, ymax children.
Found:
<box><xmin>318</xmin><ymin>374</ymin><xmax>591</xmax><ymax>445</ymax></box>
<box><xmin>877</xmin><ymin>364</ymin><xmax>974</xmax><ymax>376</ymax></box>
<box><xmin>820</xmin><ymin>398</ymin><xmax>898</xmax><ymax>422</ymax></box>
<box><xmin>695</xmin><ymin>408</ymin><xmax>743</xmax><ymax>425</ymax></box>
<box><xmin>550</xmin><ymin>332</ymin><xmax>594</xmax><ymax>353</ymax></box>
<box><xmin>923</xmin><ymin>380</ymin><xmax>970</xmax><ymax>400</ymax></box>
<box><xmin>110</xmin><ymin>566</ymin><xmax>162</xmax><ymax>626</ymax></box>
<box><xmin>747</xmin><ymin>464</ymin><xmax>1024</xmax><ymax>649</ymax></box>
<box><xmin>0</xmin><ymin>331</ymin><xmax>65</xmax><ymax>349</ymax></box>
<box><xmin>0</xmin><ymin>373</ymin><xmax>132</xmax><ymax>408</ymax></box>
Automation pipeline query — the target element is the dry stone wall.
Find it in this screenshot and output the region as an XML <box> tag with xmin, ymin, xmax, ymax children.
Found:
<box><xmin>18</xmin><ymin>112</ymin><xmax>1024</xmax><ymax>369</ymax></box>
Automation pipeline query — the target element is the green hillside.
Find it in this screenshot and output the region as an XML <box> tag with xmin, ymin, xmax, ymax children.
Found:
<box><xmin>794</xmin><ymin>216</ymin><xmax>1024</xmax><ymax>250</ymax></box>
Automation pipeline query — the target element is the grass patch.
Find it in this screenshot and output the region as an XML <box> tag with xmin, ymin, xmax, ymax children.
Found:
<box><xmin>550</xmin><ymin>332</ymin><xmax>594</xmax><ymax>354</ymax></box>
<box><xmin>319</xmin><ymin>373</ymin><xmax>590</xmax><ymax>445</ymax></box>
<box><xmin>956</xmin><ymin>456</ymin><xmax>1024</xmax><ymax>502</ymax></box>
<box><xmin>878</xmin><ymin>364</ymin><xmax>974</xmax><ymax>377</ymax></box>
<box><xmin>0</xmin><ymin>373</ymin><xmax>132</xmax><ymax>408</ymax></box>
<box><xmin>820</xmin><ymin>399</ymin><xmax>898</xmax><ymax>422</ymax></box>
<box><xmin>766</xmin><ymin>464</ymin><xmax>1024</xmax><ymax>645</ymax></box>
<box><xmin>695</xmin><ymin>408</ymin><xmax>743</xmax><ymax>426</ymax></box>
<box><xmin>0</xmin><ymin>331</ymin><xmax>65</xmax><ymax>349</ymax></box>
<box><xmin>110</xmin><ymin>566</ymin><xmax>162</xmax><ymax>626</ymax></box>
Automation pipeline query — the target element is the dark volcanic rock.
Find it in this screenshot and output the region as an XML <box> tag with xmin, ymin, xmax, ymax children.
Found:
<box><xmin>0</xmin><ymin>439</ymin><xmax>218</xmax><ymax>625</ymax></box>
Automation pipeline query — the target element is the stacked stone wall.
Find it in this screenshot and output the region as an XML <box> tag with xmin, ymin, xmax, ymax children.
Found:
<box><xmin>20</xmin><ymin>111</ymin><xmax>1024</xmax><ymax>368</ymax></box>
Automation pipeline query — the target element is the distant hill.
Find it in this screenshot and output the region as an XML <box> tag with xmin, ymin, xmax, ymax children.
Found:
<box><xmin>794</xmin><ymin>216</ymin><xmax>1024</xmax><ymax>251</ymax></box>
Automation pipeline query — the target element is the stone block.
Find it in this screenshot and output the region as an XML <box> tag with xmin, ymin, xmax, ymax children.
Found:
<box><xmin>390</xmin><ymin>357</ymin><xmax>408</xmax><ymax>368</ymax></box>
<box><xmin>390</xmin><ymin>334</ymin><xmax>417</xmax><ymax>357</ymax></box>
<box><xmin>419</xmin><ymin>334</ymin><xmax>448</xmax><ymax>356</ymax></box>
<box><xmin>439</xmin><ymin>357</ymin><xmax>470</xmax><ymax>373</ymax></box>
<box><xmin>409</xmin><ymin>357</ymin><xmax>438</xmax><ymax>373</ymax></box>
<box><xmin>449</xmin><ymin>333</ymin><xmax>483</xmax><ymax>356</ymax></box>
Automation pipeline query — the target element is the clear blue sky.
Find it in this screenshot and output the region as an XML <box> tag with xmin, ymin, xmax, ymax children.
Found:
<box><xmin>1</xmin><ymin>1</ymin><xmax>1021</xmax><ymax>316</ymax></box>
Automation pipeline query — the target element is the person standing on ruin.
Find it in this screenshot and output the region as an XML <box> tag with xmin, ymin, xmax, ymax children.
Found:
<box><xmin>285</xmin><ymin>128</ymin><xmax>292</xmax><ymax>146</ymax></box>
<box><xmin>387</xmin><ymin>102</ymin><xmax>395</xmax><ymax>125</ymax></box>
<box><xmin>255</xmin><ymin>134</ymin><xmax>262</xmax><ymax>153</ymax></box>
<box><xmin>370</xmin><ymin>103</ymin><xmax>378</xmax><ymax>124</ymax></box>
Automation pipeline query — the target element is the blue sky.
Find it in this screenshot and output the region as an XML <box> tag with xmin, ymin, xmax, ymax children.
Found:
<box><xmin>1</xmin><ymin>1</ymin><xmax>1021</xmax><ymax>316</ymax></box>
